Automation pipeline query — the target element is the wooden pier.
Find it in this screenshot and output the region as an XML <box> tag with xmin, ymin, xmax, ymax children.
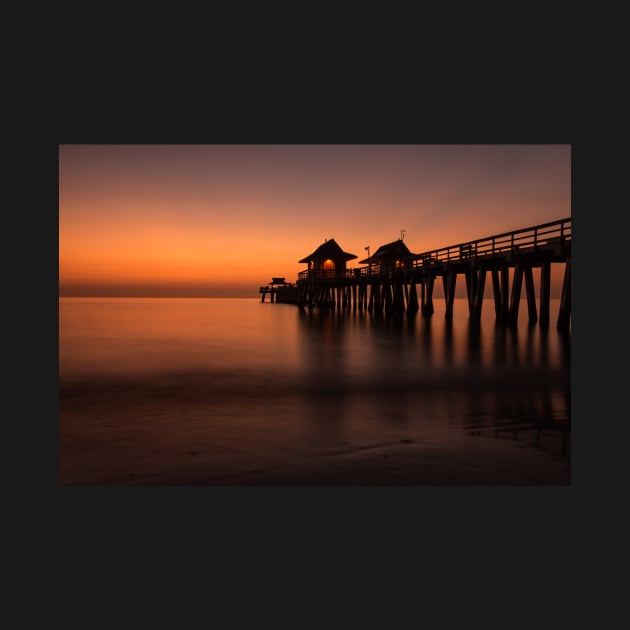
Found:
<box><xmin>290</xmin><ymin>218</ymin><xmax>571</xmax><ymax>330</ymax></box>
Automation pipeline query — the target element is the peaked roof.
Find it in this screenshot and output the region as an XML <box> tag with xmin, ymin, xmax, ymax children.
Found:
<box><xmin>358</xmin><ymin>239</ymin><xmax>417</xmax><ymax>264</ymax></box>
<box><xmin>299</xmin><ymin>239</ymin><xmax>358</xmax><ymax>263</ymax></box>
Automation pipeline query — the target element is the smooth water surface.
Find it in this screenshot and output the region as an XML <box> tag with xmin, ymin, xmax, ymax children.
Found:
<box><xmin>59</xmin><ymin>297</ymin><xmax>571</xmax><ymax>485</ymax></box>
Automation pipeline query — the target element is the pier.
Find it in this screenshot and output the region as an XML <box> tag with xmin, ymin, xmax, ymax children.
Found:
<box><xmin>264</xmin><ymin>217</ymin><xmax>571</xmax><ymax>330</ymax></box>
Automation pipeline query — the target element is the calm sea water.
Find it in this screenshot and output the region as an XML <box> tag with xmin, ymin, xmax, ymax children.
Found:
<box><xmin>59</xmin><ymin>297</ymin><xmax>571</xmax><ymax>485</ymax></box>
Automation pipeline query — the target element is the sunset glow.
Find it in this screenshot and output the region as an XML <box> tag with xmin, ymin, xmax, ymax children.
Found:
<box><xmin>59</xmin><ymin>144</ymin><xmax>571</xmax><ymax>297</ymax></box>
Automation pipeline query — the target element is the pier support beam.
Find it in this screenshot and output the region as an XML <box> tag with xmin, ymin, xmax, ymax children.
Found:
<box><xmin>359</xmin><ymin>282</ymin><xmax>367</xmax><ymax>311</ymax></box>
<box><xmin>443</xmin><ymin>271</ymin><xmax>457</xmax><ymax>320</ymax></box>
<box><xmin>382</xmin><ymin>281</ymin><xmax>392</xmax><ymax>314</ymax></box>
<box><xmin>392</xmin><ymin>277</ymin><xmax>405</xmax><ymax>315</ymax></box>
<box><xmin>407</xmin><ymin>281</ymin><xmax>419</xmax><ymax>314</ymax></box>
<box><xmin>501</xmin><ymin>267</ymin><xmax>510</xmax><ymax>321</ymax></box>
<box><xmin>557</xmin><ymin>258</ymin><xmax>571</xmax><ymax>331</ymax></box>
<box><xmin>539</xmin><ymin>261</ymin><xmax>551</xmax><ymax>328</ymax></box>
<box><xmin>465</xmin><ymin>270</ymin><xmax>475</xmax><ymax>317</ymax></box>
<box><xmin>471</xmin><ymin>268</ymin><xmax>486</xmax><ymax>320</ymax></box>
<box><xmin>465</xmin><ymin>268</ymin><xmax>486</xmax><ymax>320</ymax></box>
<box><xmin>523</xmin><ymin>266</ymin><xmax>537</xmax><ymax>324</ymax></box>
<box><xmin>491</xmin><ymin>270</ymin><xmax>502</xmax><ymax>320</ymax></box>
<box><xmin>422</xmin><ymin>276</ymin><xmax>435</xmax><ymax>317</ymax></box>
<box><xmin>368</xmin><ymin>282</ymin><xmax>378</xmax><ymax>313</ymax></box>
<box><xmin>509</xmin><ymin>265</ymin><xmax>524</xmax><ymax>325</ymax></box>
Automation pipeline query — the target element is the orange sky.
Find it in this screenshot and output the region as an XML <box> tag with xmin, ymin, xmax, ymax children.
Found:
<box><xmin>59</xmin><ymin>144</ymin><xmax>571</xmax><ymax>297</ymax></box>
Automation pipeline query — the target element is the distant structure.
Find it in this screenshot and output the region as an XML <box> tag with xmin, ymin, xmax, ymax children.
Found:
<box><xmin>298</xmin><ymin>238</ymin><xmax>358</xmax><ymax>279</ymax></box>
<box><xmin>259</xmin><ymin>277</ymin><xmax>298</xmax><ymax>303</ymax></box>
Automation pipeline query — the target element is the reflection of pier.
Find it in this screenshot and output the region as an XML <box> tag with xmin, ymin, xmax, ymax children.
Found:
<box><xmin>463</xmin><ymin>417</ymin><xmax>570</xmax><ymax>458</ymax></box>
<box><xmin>291</xmin><ymin>218</ymin><xmax>571</xmax><ymax>330</ymax></box>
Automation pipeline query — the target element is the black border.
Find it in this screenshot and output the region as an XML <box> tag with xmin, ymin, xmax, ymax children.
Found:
<box><xmin>28</xmin><ymin>87</ymin><xmax>603</xmax><ymax>614</ymax></box>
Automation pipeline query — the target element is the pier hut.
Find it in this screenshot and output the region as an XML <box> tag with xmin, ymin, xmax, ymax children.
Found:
<box><xmin>359</xmin><ymin>238</ymin><xmax>420</xmax><ymax>315</ymax></box>
<box><xmin>297</xmin><ymin>239</ymin><xmax>357</xmax><ymax>309</ymax></box>
<box><xmin>298</xmin><ymin>238</ymin><xmax>357</xmax><ymax>279</ymax></box>
<box><xmin>358</xmin><ymin>238</ymin><xmax>418</xmax><ymax>274</ymax></box>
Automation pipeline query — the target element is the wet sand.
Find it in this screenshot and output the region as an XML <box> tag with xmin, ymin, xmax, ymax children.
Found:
<box><xmin>193</xmin><ymin>437</ymin><xmax>570</xmax><ymax>486</ymax></box>
<box><xmin>60</xmin><ymin>429</ymin><xmax>570</xmax><ymax>486</ymax></box>
<box><xmin>59</xmin><ymin>368</ymin><xmax>571</xmax><ymax>487</ymax></box>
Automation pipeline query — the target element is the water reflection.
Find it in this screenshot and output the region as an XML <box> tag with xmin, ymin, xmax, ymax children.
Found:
<box><xmin>466</xmin><ymin>320</ymin><xmax>482</xmax><ymax>365</ymax></box>
<box><xmin>419</xmin><ymin>316</ymin><xmax>433</xmax><ymax>369</ymax></box>
<box><xmin>466</xmin><ymin>382</ymin><xmax>571</xmax><ymax>458</ymax></box>
<box><xmin>443</xmin><ymin>319</ymin><xmax>455</xmax><ymax>367</ymax></box>
<box><xmin>296</xmin><ymin>306</ymin><xmax>570</xmax><ymax>458</ymax></box>
<box><xmin>297</xmin><ymin>308</ymin><xmax>350</xmax><ymax>443</ymax></box>
<box><xmin>60</xmin><ymin>298</ymin><xmax>571</xmax><ymax>484</ymax></box>
<box><xmin>460</xmin><ymin>319</ymin><xmax>571</xmax><ymax>457</ymax></box>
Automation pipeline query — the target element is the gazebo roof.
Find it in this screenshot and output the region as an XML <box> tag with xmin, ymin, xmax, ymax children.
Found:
<box><xmin>299</xmin><ymin>239</ymin><xmax>358</xmax><ymax>263</ymax></box>
<box><xmin>358</xmin><ymin>239</ymin><xmax>417</xmax><ymax>264</ymax></box>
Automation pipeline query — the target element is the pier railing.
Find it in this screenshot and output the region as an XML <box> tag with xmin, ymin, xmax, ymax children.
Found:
<box><xmin>411</xmin><ymin>217</ymin><xmax>571</xmax><ymax>268</ymax></box>
<box><xmin>297</xmin><ymin>217</ymin><xmax>571</xmax><ymax>281</ymax></box>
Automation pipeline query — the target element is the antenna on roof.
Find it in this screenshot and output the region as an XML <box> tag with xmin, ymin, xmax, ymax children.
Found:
<box><xmin>400</xmin><ymin>229</ymin><xmax>406</xmax><ymax>241</ymax></box>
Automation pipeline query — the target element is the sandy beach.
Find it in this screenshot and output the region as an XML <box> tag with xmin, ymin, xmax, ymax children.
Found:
<box><xmin>59</xmin><ymin>419</ymin><xmax>570</xmax><ymax>486</ymax></box>
<box><xmin>186</xmin><ymin>436</ymin><xmax>570</xmax><ymax>486</ymax></box>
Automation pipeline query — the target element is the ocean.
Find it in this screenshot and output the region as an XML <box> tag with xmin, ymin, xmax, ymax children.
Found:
<box><xmin>58</xmin><ymin>297</ymin><xmax>571</xmax><ymax>485</ymax></box>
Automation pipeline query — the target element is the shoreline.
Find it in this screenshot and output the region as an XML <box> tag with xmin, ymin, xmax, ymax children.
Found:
<box><xmin>60</xmin><ymin>433</ymin><xmax>570</xmax><ymax>487</ymax></box>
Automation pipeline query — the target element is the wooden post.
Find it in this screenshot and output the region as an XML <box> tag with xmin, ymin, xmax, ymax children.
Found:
<box><xmin>368</xmin><ymin>282</ymin><xmax>377</xmax><ymax>313</ymax></box>
<box><xmin>523</xmin><ymin>266</ymin><xmax>537</xmax><ymax>324</ymax></box>
<box><xmin>491</xmin><ymin>269</ymin><xmax>502</xmax><ymax>320</ymax></box>
<box><xmin>557</xmin><ymin>258</ymin><xmax>571</xmax><ymax>330</ymax></box>
<box><xmin>539</xmin><ymin>261</ymin><xmax>551</xmax><ymax>328</ymax></box>
<box><xmin>407</xmin><ymin>281</ymin><xmax>419</xmax><ymax>314</ymax></box>
<box><xmin>471</xmin><ymin>269</ymin><xmax>486</xmax><ymax>320</ymax></box>
<box><xmin>501</xmin><ymin>267</ymin><xmax>510</xmax><ymax>320</ymax></box>
<box><xmin>443</xmin><ymin>271</ymin><xmax>457</xmax><ymax>320</ymax></box>
<box><xmin>509</xmin><ymin>265</ymin><xmax>523</xmax><ymax>325</ymax></box>
<box><xmin>382</xmin><ymin>280</ymin><xmax>392</xmax><ymax>314</ymax></box>
<box><xmin>392</xmin><ymin>277</ymin><xmax>405</xmax><ymax>314</ymax></box>
<box><xmin>422</xmin><ymin>276</ymin><xmax>435</xmax><ymax>317</ymax></box>
<box><xmin>465</xmin><ymin>269</ymin><xmax>475</xmax><ymax>317</ymax></box>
